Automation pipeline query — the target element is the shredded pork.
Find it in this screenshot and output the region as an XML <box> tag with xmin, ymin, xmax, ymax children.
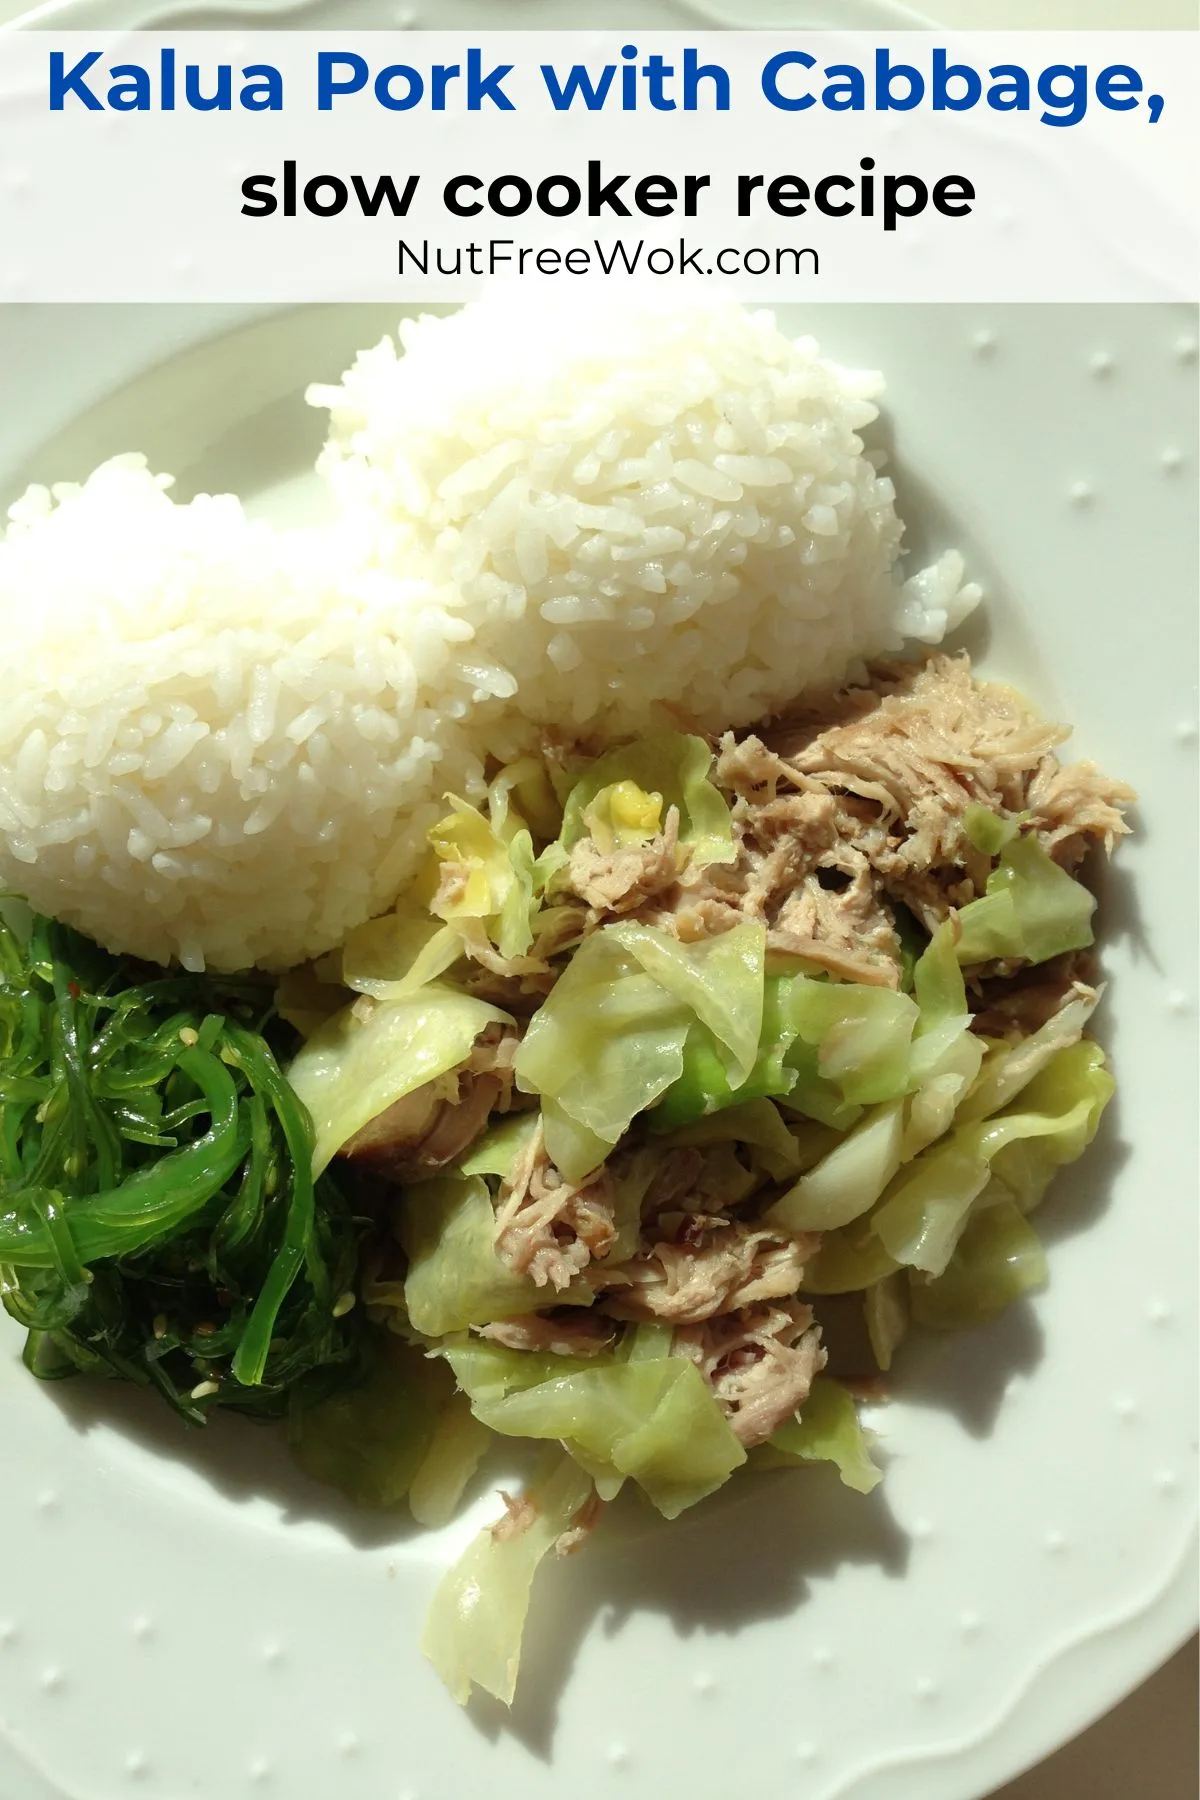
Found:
<box><xmin>623</xmin><ymin>653</ymin><xmax>1134</xmax><ymax>980</ymax></box>
<box><xmin>760</xmin><ymin>653</ymin><xmax>1133</xmax><ymax>931</ymax></box>
<box><xmin>599</xmin><ymin>1223</ymin><xmax>819</xmax><ymax>1325</ymax></box>
<box><xmin>492</xmin><ymin>1119</ymin><xmax>620</xmax><ymax>1291</ymax></box>
<box><xmin>555</xmin><ymin>1490</ymin><xmax>606</xmax><ymax>1557</ymax></box>
<box><xmin>567</xmin><ymin>804</ymin><xmax>682</xmax><ymax>916</ymax></box>
<box><xmin>674</xmin><ymin>1300</ymin><xmax>827</xmax><ymax>1448</ymax></box>
<box><xmin>341</xmin><ymin>1023</ymin><xmax>519</xmax><ymax>1179</ymax></box>
<box><xmin>490</xmin><ymin>1490</ymin><xmax>539</xmax><ymax>1544</ymax></box>
<box><xmin>476</xmin><ymin>1311</ymin><xmax>617</xmax><ymax>1357</ymax></box>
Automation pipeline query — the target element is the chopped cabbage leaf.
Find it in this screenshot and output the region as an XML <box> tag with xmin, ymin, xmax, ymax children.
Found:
<box><xmin>487</xmin><ymin>755</ymin><xmax>563</xmax><ymax>843</ymax></box>
<box><xmin>622</xmin><ymin>1321</ymin><xmax>674</xmax><ymax>1363</ymax></box>
<box><xmin>987</xmin><ymin>835</ymin><xmax>1096</xmax><ymax>964</ymax></box>
<box><xmin>540</xmin><ymin>1100</ymin><xmax>617</xmax><ymax>1189</ymax></box>
<box><xmin>421</xmin><ymin>1450</ymin><xmax>594</xmax><ymax>1706</ymax></box>
<box><xmin>870</xmin><ymin>1142</ymin><xmax>991</xmax><ymax>1278</ymax></box>
<box><xmin>652</xmin><ymin>969</ymin><xmax>896</xmax><ymax>1135</ymax></box>
<box><xmin>800</xmin><ymin>1215</ymin><xmax>902</xmax><ymax>1294</ymax></box>
<box><xmin>288</xmin><ymin>1334</ymin><xmax>437</xmax><ymax>1507</ymax></box>
<box><xmin>777</xmin><ymin>1037</ymin><xmax>864</xmax><ymax>1132</ymax></box>
<box><xmin>338</xmin><ymin>907</ymin><xmax>463</xmax><ymax>999</ymax></box>
<box><xmin>458</xmin><ymin>1111</ymin><xmax>541</xmax><ymax>1181</ymax></box>
<box><xmin>955</xmin><ymin>834</ymin><xmax>1095</xmax><ymax>966</ymax></box>
<box><xmin>958</xmin><ymin>990</ymin><xmax>1098</xmax><ymax>1124</ymax></box>
<box><xmin>900</xmin><ymin>1049</ymin><xmax>983</xmax><ymax>1163</ymax></box>
<box><xmin>559</xmin><ymin>733</ymin><xmax>735</xmax><ymax>869</ymax></box>
<box><xmin>892</xmin><ymin>903</ymin><xmax>928</xmax><ymax>994</ymax></box>
<box><xmin>515</xmin><ymin>921</ymin><xmax>765</xmax><ymax>1179</ymax></box>
<box><xmin>963</xmin><ymin>803</ymin><xmax>1020</xmax><ymax>857</ymax></box>
<box><xmin>785</xmin><ymin>979</ymin><xmax>919</xmax><ymax>1106</ymax></box>
<box><xmin>582</xmin><ymin>780</ymin><xmax>666</xmax><ymax>852</ymax></box>
<box><xmin>400</xmin><ymin>1176</ymin><xmax>592</xmax><ymax>1336</ymax></box>
<box><xmin>969</xmin><ymin>1044</ymin><xmax>1112</xmax><ymax>1167</ymax></box>
<box><xmin>952</xmin><ymin>889</ymin><xmax>1021</xmax><ymax>965</ymax></box>
<box><xmin>514</xmin><ymin>934</ymin><xmax>690</xmax><ymax>1177</ymax></box>
<box><xmin>753</xmin><ymin>1377</ymin><xmax>881</xmax><ymax>1493</ymax></box>
<box><xmin>909</xmin><ymin>1195</ymin><xmax>1048</xmax><ymax>1330</ymax></box>
<box><xmin>768</xmin><ymin>1100</ymin><xmax>904</xmax><ymax>1233</ymax></box>
<box><xmin>662</xmin><ymin>1098</ymin><xmax>804</xmax><ymax>1181</ymax></box>
<box><xmin>429</xmin><ymin>797</ymin><xmax>536</xmax><ymax>961</ymax></box>
<box><xmin>286</xmin><ymin>987</ymin><xmax>507</xmax><ymax>1174</ymax></box>
<box><xmin>899</xmin><ymin>920</ymin><xmax>985</xmax><ymax>1158</ymax></box>
<box><xmin>408</xmin><ymin>1391</ymin><xmax>494</xmax><ymax>1528</ymax></box>
<box><xmin>472</xmin><ymin>1355</ymin><xmax>746</xmax><ymax>1519</ymax></box>
<box><xmin>612</xmin><ymin>920</ymin><xmax>766</xmax><ymax>1086</ymax></box>
<box><xmin>606</xmin><ymin>1149</ymin><xmax>664</xmax><ymax>1264</ymax></box>
<box><xmin>651</xmin><ymin>984</ymin><xmax>799</xmax><ymax>1133</ymax></box>
<box><xmin>987</xmin><ymin>1039</ymin><xmax>1114</xmax><ymax>1211</ymax></box>
<box><xmin>441</xmin><ymin>1336</ymin><xmax>601</xmax><ymax>1408</ymax></box>
<box><xmin>872</xmin><ymin>1037</ymin><xmax>1113</xmax><ymax>1275</ymax></box>
<box><xmin>497</xmin><ymin>829</ymin><xmax>540</xmax><ymax>961</ymax></box>
<box><xmin>865</xmin><ymin>1273</ymin><xmax>909</xmax><ymax>1372</ymax></box>
<box><xmin>912</xmin><ymin>918</ymin><xmax>968</xmax><ymax>1034</ymax></box>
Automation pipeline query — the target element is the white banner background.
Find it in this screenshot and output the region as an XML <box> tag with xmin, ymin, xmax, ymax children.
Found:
<box><xmin>0</xmin><ymin>29</ymin><xmax>1195</xmax><ymax>300</ymax></box>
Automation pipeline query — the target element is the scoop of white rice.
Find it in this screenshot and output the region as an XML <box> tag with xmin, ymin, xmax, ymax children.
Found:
<box><xmin>0</xmin><ymin>295</ymin><xmax>978</xmax><ymax>973</ymax></box>
<box><xmin>312</xmin><ymin>289</ymin><xmax>978</xmax><ymax>744</ymax></box>
<box><xmin>0</xmin><ymin>457</ymin><xmax>485</xmax><ymax>971</ymax></box>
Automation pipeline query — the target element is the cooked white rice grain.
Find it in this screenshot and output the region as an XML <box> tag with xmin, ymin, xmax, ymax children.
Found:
<box><xmin>0</xmin><ymin>457</ymin><xmax>482</xmax><ymax>971</ymax></box>
<box><xmin>311</xmin><ymin>289</ymin><xmax>979</xmax><ymax>742</ymax></box>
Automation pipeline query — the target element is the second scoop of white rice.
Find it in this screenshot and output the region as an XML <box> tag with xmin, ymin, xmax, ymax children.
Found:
<box><xmin>313</xmin><ymin>290</ymin><xmax>977</xmax><ymax>745</ymax></box>
<box><xmin>0</xmin><ymin>292</ymin><xmax>978</xmax><ymax>972</ymax></box>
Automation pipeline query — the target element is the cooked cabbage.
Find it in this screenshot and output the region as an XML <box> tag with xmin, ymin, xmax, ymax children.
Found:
<box><xmin>559</xmin><ymin>733</ymin><xmax>735</xmax><ymax>869</ymax></box>
<box><xmin>955</xmin><ymin>833</ymin><xmax>1095</xmax><ymax>966</ymax></box>
<box><xmin>421</xmin><ymin>1451</ymin><xmax>595</xmax><ymax>1706</ymax></box>
<box><xmin>754</xmin><ymin>1377</ymin><xmax>882</xmax><ymax>1494</ymax></box>
<box><xmin>515</xmin><ymin>920</ymin><xmax>765</xmax><ymax>1179</ymax></box>
<box><xmin>399</xmin><ymin>1175</ymin><xmax>593</xmax><ymax>1335</ymax></box>
<box><xmin>286</xmin><ymin>987</ymin><xmax>508</xmax><ymax>1173</ymax></box>
<box><xmin>288</xmin><ymin>1335</ymin><xmax>437</xmax><ymax>1507</ymax></box>
<box><xmin>909</xmin><ymin>1195</ymin><xmax>1048</xmax><ymax>1329</ymax></box>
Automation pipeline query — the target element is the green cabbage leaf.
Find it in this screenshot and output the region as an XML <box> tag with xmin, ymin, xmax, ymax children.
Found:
<box><xmin>288</xmin><ymin>1334</ymin><xmax>437</xmax><ymax>1507</ymax></box>
<box><xmin>337</xmin><ymin>908</ymin><xmax>463</xmax><ymax>999</ymax></box>
<box><xmin>908</xmin><ymin>1195</ymin><xmax>1048</xmax><ymax>1330</ymax></box>
<box><xmin>660</xmin><ymin>1097</ymin><xmax>805</xmax><ymax>1182</ymax></box>
<box><xmin>457</xmin><ymin>1111</ymin><xmax>541</xmax><ymax>1181</ymax></box>
<box><xmin>476</xmin><ymin>1357</ymin><xmax>746</xmax><ymax>1518</ymax></box>
<box><xmin>955</xmin><ymin>834</ymin><xmax>1095</xmax><ymax>966</ymax></box>
<box><xmin>444</xmin><ymin>1338</ymin><xmax>746</xmax><ymax>1519</ymax></box>
<box><xmin>767</xmin><ymin>1100</ymin><xmax>904</xmax><ymax>1233</ymax></box>
<box><xmin>514</xmin><ymin>920</ymin><xmax>765</xmax><ymax>1180</ymax></box>
<box><xmin>428</xmin><ymin>796</ymin><xmax>538</xmax><ymax>961</ymax></box>
<box><xmin>285</xmin><ymin>987</ymin><xmax>508</xmax><ymax>1175</ymax></box>
<box><xmin>752</xmin><ymin>1377</ymin><xmax>881</xmax><ymax>1494</ymax></box>
<box><xmin>398</xmin><ymin>1175</ymin><xmax>595</xmax><ymax>1336</ymax></box>
<box><xmin>864</xmin><ymin>1272</ymin><xmax>909</xmax><ymax>1372</ymax></box>
<box><xmin>408</xmin><ymin>1391</ymin><xmax>494</xmax><ymax>1529</ymax></box>
<box><xmin>421</xmin><ymin>1450</ymin><xmax>594</xmax><ymax>1706</ymax></box>
<box><xmin>559</xmin><ymin>733</ymin><xmax>735</xmax><ymax>869</ymax></box>
<box><xmin>963</xmin><ymin>803</ymin><xmax>1021</xmax><ymax>857</ymax></box>
<box><xmin>958</xmin><ymin>989</ymin><xmax>1099</xmax><ymax>1124</ymax></box>
<box><xmin>872</xmin><ymin>1037</ymin><xmax>1114</xmax><ymax>1277</ymax></box>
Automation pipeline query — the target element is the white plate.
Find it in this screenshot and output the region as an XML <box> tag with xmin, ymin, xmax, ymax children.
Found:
<box><xmin>0</xmin><ymin>9</ymin><xmax>1197</xmax><ymax>1788</ymax></box>
<box><xmin>0</xmin><ymin>294</ymin><xmax>1195</xmax><ymax>1800</ymax></box>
